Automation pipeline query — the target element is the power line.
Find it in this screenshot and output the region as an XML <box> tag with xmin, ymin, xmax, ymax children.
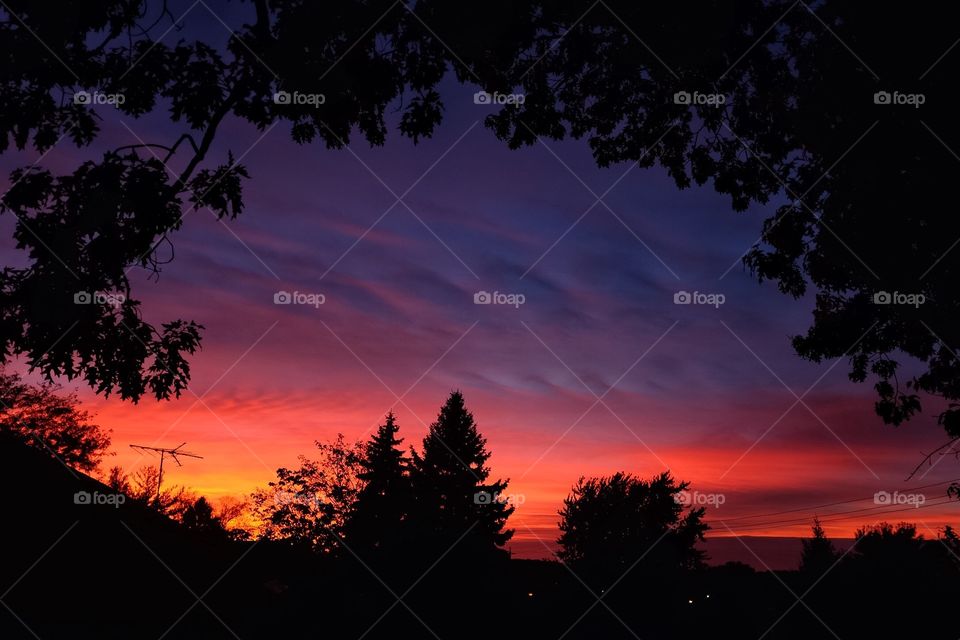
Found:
<box><xmin>713</xmin><ymin>497</ymin><xmax>958</xmax><ymax>534</ymax></box>
<box><xmin>717</xmin><ymin>498</ymin><xmax>956</xmax><ymax>534</ymax></box>
<box><xmin>709</xmin><ymin>477</ymin><xmax>960</xmax><ymax>524</ymax></box>
<box><xmin>711</xmin><ymin>495</ymin><xmax>957</xmax><ymax>531</ymax></box>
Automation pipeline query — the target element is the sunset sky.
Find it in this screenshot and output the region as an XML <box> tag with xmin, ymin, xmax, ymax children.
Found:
<box><xmin>2</xmin><ymin>8</ymin><xmax>958</xmax><ymax>560</ymax></box>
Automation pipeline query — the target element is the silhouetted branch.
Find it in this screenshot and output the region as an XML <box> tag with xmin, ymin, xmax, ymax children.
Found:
<box><xmin>164</xmin><ymin>133</ymin><xmax>201</xmax><ymax>162</ymax></box>
<box><xmin>134</xmin><ymin>0</ymin><xmax>175</xmax><ymax>38</ymax></box>
<box><xmin>253</xmin><ymin>0</ymin><xmax>272</xmax><ymax>42</ymax></box>
<box><xmin>174</xmin><ymin>90</ymin><xmax>239</xmax><ymax>190</ymax></box>
<box><xmin>114</xmin><ymin>143</ymin><xmax>175</xmax><ymax>154</ymax></box>
<box><xmin>907</xmin><ymin>436</ymin><xmax>960</xmax><ymax>480</ymax></box>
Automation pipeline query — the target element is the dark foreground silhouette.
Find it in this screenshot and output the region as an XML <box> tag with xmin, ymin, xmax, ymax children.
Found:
<box><xmin>2</xmin><ymin>432</ymin><xmax>959</xmax><ymax>640</ymax></box>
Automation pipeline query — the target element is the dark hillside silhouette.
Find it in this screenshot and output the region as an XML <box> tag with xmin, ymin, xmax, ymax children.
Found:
<box><xmin>0</xmin><ymin>432</ymin><xmax>309</xmax><ymax>638</ymax></box>
<box><xmin>3</xmin><ymin>410</ymin><xmax>960</xmax><ymax>638</ymax></box>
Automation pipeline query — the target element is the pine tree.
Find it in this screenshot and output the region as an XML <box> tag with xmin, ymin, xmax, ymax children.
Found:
<box><xmin>409</xmin><ymin>391</ymin><xmax>513</xmax><ymax>552</ymax></box>
<box><xmin>800</xmin><ymin>517</ymin><xmax>839</xmax><ymax>576</ymax></box>
<box><xmin>348</xmin><ymin>412</ymin><xmax>410</xmax><ymax>553</ymax></box>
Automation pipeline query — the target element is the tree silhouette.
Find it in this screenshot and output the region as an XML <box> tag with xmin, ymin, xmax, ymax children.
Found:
<box><xmin>799</xmin><ymin>517</ymin><xmax>840</xmax><ymax>577</ymax></box>
<box><xmin>181</xmin><ymin>496</ymin><xmax>229</xmax><ymax>538</ymax></box>
<box><xmin>824</xmin><ymin>521</ymin><xmax>960</xmax><ymax>639</ymax></box>
<box><xmin>214</xmin><ymin>496</ymin><xmax>253</xmax><ymax>541</ymax></box>
<box><xmin>108</xmin><ymin>463</ymin><xmax>193</xmax><ymax>516</ymax></box>
<box><xmin>251</xmin><ymin>434</ymin><xmax>364</xmax><ymax>553</ymax></box>
<box><xmin>487</xmin><ymin>3</ymin><xmax>960</xmax><ymax>435</ymax></box>
<box><xmin>4</xmin><ymin>1</ymin><xmax>958</xmax><ymax>435</ymax></box>
<box><xmin>557</xmin><ymin>472</ymin><xmax>707</xmax><ymax>588</ymax></box>
<box><xmin>0</xmin><ymin>369</ymin><xmax>110</xmax><ymax>471</ymax></box>
<box><xmin>851</xmin><ymin>522</ymin><xmax>935</xmax><ymax>567</ymax></box>
<box><xmin>105</xmin><ymin>464</ymin><xmax>130</xmax><ymax>493</ymax></box>
<box><xmin>845</xmin><ymin>521</ymin><xmax>960</xmax><ymax>599</ymax></box>
<box><xmin>409</xmin><ymin>391</ymin><xmax>513</xmax><ymax>552</ymax></box>
<box><xmin>0</xmin><ymin>0</ymin><xmax>464</xmax><ymax>400</ymax></box>
<box><xmin>347</xmin><ymin>411</ymin><xmax>410</xmax><ymax>554</ymax></box>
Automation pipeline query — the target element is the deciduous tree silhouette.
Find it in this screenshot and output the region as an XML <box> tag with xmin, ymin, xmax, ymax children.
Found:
<box><xmin>251</xmin><ymin>434</ymin><xmax>364</xmax><ymax>552</ymax></box>
<box><xmin>0</xmin><ymin>369</ymin><xmax>110</xmax><ymax>471</ymax></box>
<box><xmin>108</xmin><ymin>463</ymin><xmax>193</xmax><ymax>516</ymax></box>
<box><xmin>181</xmin><ymin>496</ymin><xmax>229</xmax><ymax>538</ymax></box>
<box><xmin>557</xmin><ymin>472</ymin><xmax>707</xmax><ymax>588</ymax></box>
<box><xmin>471</xmin><ymin>2</ymin><xmax>960</xmax><ymax>437</ymax></box>
<box><xmin>818</xmin><ymin>521</ymin><xmax>960</xmax><ymax>639</ymax></box>
<box><xmin>105</xmin><ymin>464</ymin><xmax>130</xmax><ymax>493</ymax></box>
<box><xmin>215</xmin><ymin>496</ymin><xmax>253</xmax><ymax>541</ymax></box>
<box><xmin>0</xmin><ymin>0</ymin><xmax>463</xmax><ymax>400</ymax></box>
<box><xmin>849</xmin><ymin>521</ymin><xmax>950</xmax><ymax>571</ymax></box>
<box><xmin>409</xmin><ymin>391</ymin><xmax>513</xmax><ymax>553</ymax></box>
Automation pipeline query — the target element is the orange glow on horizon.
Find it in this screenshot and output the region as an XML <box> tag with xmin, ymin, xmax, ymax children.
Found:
<box><xmin>80</xmin><ymin>385</ymin><xmax>960</xmax><ymax>560</ymax></box>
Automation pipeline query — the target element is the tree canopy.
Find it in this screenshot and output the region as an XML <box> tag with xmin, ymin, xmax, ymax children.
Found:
<box><xmin>557</xmin><ymin>471</ymin><xmax>707</xmax><ymax>583</ymax></box>
<box><xmin>0</xmin><ymin>368</ymin><xmax>110</xmax><ymax>471</ymax></box>
<box><xmin>250</xmin><ymin>434</ymin><xmax>365</xmax><ymax>552</ymax></box>
<box><xmin>2</xmin><ymin>1</ymin><xmax>958</xmax><ymax>440</ymax></box>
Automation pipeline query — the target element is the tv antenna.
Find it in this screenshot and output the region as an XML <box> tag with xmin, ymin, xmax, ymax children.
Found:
<box><xmin>129</xmin><ymin>442</ymin><xmax>203</xmax><ymax>501</ymax></box>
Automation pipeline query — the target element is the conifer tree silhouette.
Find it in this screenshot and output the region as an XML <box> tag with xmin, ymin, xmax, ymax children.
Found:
<box><xmin>348</xmin><ymin>411</ymin><xmax>410</xmax><ymax>555</ymax></box>
<box><xmin>799</xmin><ymin>517</ymin><xmax>839</xmax><ymax>577</ymax></box>
<box><xmin>409</xmin><ymin>391</ymin><xmax>513</xmax><ymax>552</ymax></box>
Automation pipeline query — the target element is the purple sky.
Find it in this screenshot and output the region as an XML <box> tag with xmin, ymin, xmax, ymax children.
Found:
<box><xmin>2</xmin><ymin>0</ymin><xmax>958</xmax><ymax>565</ymax></box>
